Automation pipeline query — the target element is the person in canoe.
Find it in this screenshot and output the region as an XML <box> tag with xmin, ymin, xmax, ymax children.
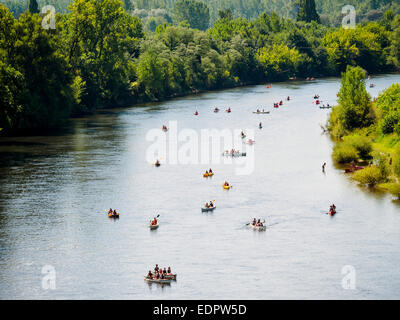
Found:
<box><xmin>147</xmin><ymin>270</ymin><xmax>153</xmax><ymax>279</ymax></box>
<box><xmin>279</xmin><ymin>100</ymin><xmax>283</xmax><ymax>105</ymax></box>
<box><xmin>204</xmin><ymin>170</ymin><xmax>209</xmax><ymax>176</ymax></box>
<box><xmin>113</xmin><ymin>209</ymin><xmax>118</xmax><ymax>216</ymax></box>
<box><xmin>214</xmin><ymin>107</ymin><xmax>219</xmax><ymax>112</ymax></box>
<box><xmin>241</xmin><ymin>131</ymin><xmax>245</xmax><ymax>138</ymax></box>
<box><xmin>226</xmin><ymin>108</ymin><xmax>231</xmax><ymax>113</ymax></box>
<box><xmin>151</xmin><ymin>217</ymin><xmax>158</xmax><ymax>226</ymax></box>
<box><xmin>224</xmin><ymin>181</ymin><xmax>230</xmax><ymax>187</ymax></box>
<box><xmin>108</xmin><ymin>208</ymin><xmax>113</xmax><ymax>214</ymax></box>
<box><xmin>209</xmin><ymin>168</ymin><xmax>213</xmax><ymax>173</ymax></box>
<box><xmin>322</xmin><ymin>162</ymin><xmax>326</xmax><ymax>172</ymax></box>
<box><xmin>252</xmin><ymin>218</ymin><xmax>256</xmax><ymax>226</ymax></box>
<box><xmin>204</xmin><ymin>202</ymin><xmax>210</xmax><ymax>208</ymax></box>
<box><xmin>194</xmin><ymin>110</ymin><xmax>198</xmax><ymax>115</ymax></box>
<box><xmin>154</xmin><ymin>264</ymin><xmax>159</xmax><ymax>273</ymax></box>
<box><xmin>167</xmin><ymin>267</ymin><xmax>171</xmax><ymax>274</ymax></box>
<box><xmin>155</xmin><ymin>159</ymin><xmax>160</xmax><ymax>167</ymax></box>
<box><xmin>209</xmin><ymin>201</ymin><xmax>214</xmax><ymax>208</ymax></box>
<box><xmin>162</xmin><ymin>125</ymin><xmax>167</xmax><ymax>131</ymax></box>
<box><xmin>163</xmin><ymin>267</ymin><xmax>167</xmax><ymax>274</ymax></box>
<box><xmin>287</xmin><ymin>96</ymin><xmax>290</xmax><ymax>101</ymax></box>
<box><xmin>259</xmin><ymin>122</ymin><xmax>262</xmax><ymax>129</ymax></box>
<box><xmin>256</xmin><ymin>108</ymin><xmax>260</xmax><ymax>113</ymax></box>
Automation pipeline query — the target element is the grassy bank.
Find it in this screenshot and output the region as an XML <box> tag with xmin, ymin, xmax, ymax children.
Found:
<box><xmin>328</xmin><ymin>67</ymin><xmax>400</xmax><ymax>199</ymax></box>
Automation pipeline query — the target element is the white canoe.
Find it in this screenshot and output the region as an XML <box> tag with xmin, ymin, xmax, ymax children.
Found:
<box><xmin>201</xmin><ymin>206</ymin><xmax>216</xmax><ymax>212</ymax></box>
<box><xmin>144</xmin><ymin>277</ymin><xmax>171</xmax><ymax>284</ymax></box>
<box><xmin>253</xmin><ymin>111</ymin><xmax>270</xmax><ymax>114</ymax></box>
<box><xmin>164</xmin><ymin>273</ymin><xmax>177</xmax><ymax>280</ymax></box>
<box><xmin>149</xmin><ymin>223</ymin><xmax>159</xmax><ymax>230</ymax></box>
<box><xmin>222</xmin><ymin>152</ymin><xmax>246</xmax><ymax>157</ymax></box>
<box><xmin>249</xmin><ymin>224</ymin><xmax>266</xmax><ymax>231</ymax></box>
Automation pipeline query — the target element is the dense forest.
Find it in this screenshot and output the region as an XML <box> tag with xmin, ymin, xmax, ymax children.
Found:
<box><xmin>2</xmin><ymin>0</ymin><xmax>400</xmax><ymax>27</ymax></box>
<box><xmin>1</xmin><ymin>0</ymin><xmax>400</xmax><ymax>135</ymax></box>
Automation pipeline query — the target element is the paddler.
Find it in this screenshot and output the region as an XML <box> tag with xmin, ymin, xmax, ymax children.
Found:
<box><xmin>167</xmin><ymin>267</ymin><xmax>171</xmax><ymax>274</ymax></box>
<box><xmin>209</xmin><ymin>201</ymin><xmax>214</xmax><ymax>208</ymax></box>
<box><xmin>209</xmin><ymin>168</ymin><xmax>213</xmax><ymax>173</ymax></box>
<box><xmin>108</xmin><ymin>208</ymin><xmax>113</xmax><ymax>214</ymax></box>
<box><xmin>155</xmin><ymin>159</ymin><xmax>160</xmax><ymax>166</ymax></box>
<box><xmin>259</xmin><ymin>122</ymin><xmax>262</xmax><ymax>129</ymax></box>
<box><xmin>147</xmin><ymin>270</ymin><xmax>153</xmax><ymax>279</ymax></box>
<box><xmin>113</xmin><ymin>209</ymin><xmax>118</xmax><ymax>216</ymax></box>
<box><xmin>155</xmin><ymin>264</ymin><xmax>159</xmax><ymax>272</ymax></box>
<box><xmin>252</xmin><ymin>218</ymin><xmax>256</xmax><ymax>226</ymax></box>
<box><xmin>205</xmin><ymin>202</ymin><xmax>209</xmax><ymax>208</ymax></box>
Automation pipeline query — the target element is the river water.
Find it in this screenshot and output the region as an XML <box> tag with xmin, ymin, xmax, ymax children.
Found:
<box><xmin>1</xmin><ymin>75</ymin><xmax>400</xmax><ymax>299</ymax></box>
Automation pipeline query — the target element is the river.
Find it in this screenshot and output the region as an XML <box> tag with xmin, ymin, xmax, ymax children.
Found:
<box><xmin>1</xmin><ymin>74</ymin><xmax>400</xmax><ymax>299</ymax></box>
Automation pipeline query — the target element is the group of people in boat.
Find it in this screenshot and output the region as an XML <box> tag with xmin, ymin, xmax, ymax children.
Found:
<box><xmin>273</xmin><ymin>101</ymin><xmax>283</xmax><ymax>108</ymax></box>
<box><xmin>252</xmin><ymin>218</ymin><xmax>264</xmax><ymax>227</ymax></box>
<box><xmin>204</xmin><ymin>201</ymin><xmax>214</xmax><ymax>208</ymax></box>
<box><xmin>150</xmin><ymin>217</ymin><xmax>158</xmax><ymax>226</ymax></box>
<box><xmin>223</xmin><ymin>149</ymin><xmax>243</xmax><ymax>156</ymax></box>
<box><xmin>204</xmin><ymin>169</ymin><xmax>213</xmax><ymax>175</ymax></box>
<box><xmin>108</xmin><ymin>208</ymin><xmax>119</xmax><ymax>216</ymax></box>
<box><xmin>255</xmin><ymin>108</ymin><xmax>266</xmax><ymax>113</ymax></box>
<box><xmin>306</xmin><ymin>77</ymin><xmax>316</xmax><ymax>81</ymax></box>
<box><xmin>313</xmin><ymin>94</ymin><xmax>320</xmax><ymax>99</ymax></box>
<box><xmin>146</xmin><ymin>265</ymin><xmax>173</xmax><ymax>280</ymax></box>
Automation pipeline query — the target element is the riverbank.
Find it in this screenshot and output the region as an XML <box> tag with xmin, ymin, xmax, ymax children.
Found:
<box><xmin>328</xmin><ymin>67</ymin><xmax>400</xmax><ymax>199</ymax></box>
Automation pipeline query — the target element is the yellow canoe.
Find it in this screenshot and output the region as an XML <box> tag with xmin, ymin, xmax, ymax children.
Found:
<box><xmin>223</xmin><ymin>185</ymin><xmax>231</xmax><ymax>190</ymax></box>
<box><xmin>203</xmin><ymin>173</ymin><xmax>209</xmax><ymax>177</ymax></box>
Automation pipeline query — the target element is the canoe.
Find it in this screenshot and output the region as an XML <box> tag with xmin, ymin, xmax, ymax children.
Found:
<box><xmin>164</xmin><ymin>273</ymin><xmax>177</xmax><ymax>280</ymax></box>
<box><xmin>249</xmin><ymin>224</ymin><xmax>266</xmax><ymax>231</ymax></box>
<box><xmin>222</xmin><ymin>185</ymin><xmax>231</xmax><ymax>190</ymax></box>
<box><xmin>226</xmin><ymin>109</ymin><xmax>231</xmax><ymax>113</ymax></box>
<box><xmin>149</xmin><ymin>223</ymin><xmax>159</xmax><ymax>230</ymax></box>
<box><xmin>201</xmin><ymin>206</ymin><xmax>216</xmax><ymax>212</ymax></box>
<box><xmin>108</xmin><ymin>213</ymin><xmax>120</xmax><ymax>218</ymax></box>
<box><xmin>241</xmin><ymin>135</ymin><xmax>246</xmax><ymax>139</ymax></box>
<box><xmin>222</xmin><ymin>152</ymin><xmax>246</xmax><ymax>157</ymax></box>
<box><xmin>208</xmin><ymin>172</ymin><xmax>214</xmax><ymax>177</ymax></box>
<box><xmin>319</xmin><ymin>106</ymin><xmax>331</xmax><ymax>109</ymax></box>
<box><xmin>203</xmin><ymin>173</ymin><xmax>209</xmax><ymax>177</ymax></box>
<box><xmin>253</xmin><ymin>111</ymin><xmax>270</xmax><ymax>114</ymax></box>
<box><xmin>144</xmin><ymin>277</ymin><xmax>171</xmax><ymax>285</ymax></box>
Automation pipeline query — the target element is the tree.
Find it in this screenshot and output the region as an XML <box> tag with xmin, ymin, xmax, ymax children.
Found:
<box><xmin>296</xmin><ymin>0</ymin><xmax>320</xmax><ymax>23</ymax></box>
<box><xmin>123</xmin><ymin>0</ymin><xmax>134</xmax><ymax>12</ymax></box>
<box><xmin>173</xmin><ymin>0</ymin><xmax>210</xmax><ymax>31</ymax></box>
<box><xmin>218</xmin><ymin>8</ymin><xmax>233</xmax><ymax>20</ymax></box>
<box><xmin>28</xmin><ymin>0</ymin><xmax>39</xmax><ymax>14</ymax></box>
<box><xmin>337</xmin><ymin>66</ymin><xmax>372</xmax><ymax>130</ymax></box>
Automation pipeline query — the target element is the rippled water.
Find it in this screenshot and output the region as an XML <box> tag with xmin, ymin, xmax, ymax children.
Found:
<box><xmin>1</xmin><ymin>75</ymin><xmax>400</xmax><ymax>299</ymax></box>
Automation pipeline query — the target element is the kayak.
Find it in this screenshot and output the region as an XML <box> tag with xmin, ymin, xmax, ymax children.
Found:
<box><xmin>144</xmin><ymin>277</ymin><xmax>171</xmax><ymax>285</ymax></box>
<box><xmin>149</xmin><ymin>223</ymin><xmax>159</xmax><ymax>230</ymax></box>
<box><xmin>201</xmin><ymin>206</ymin><xmax>216</xmax><ymax>212</ymax></box>
<box><xmin>222</xmin><ymin>185</ymin><xmax>231</xmax><ymax>190</ymax></box>
<box><xmin>249</xmin><ymin>224</ymin><xmax>266</xmax><ymax>231</ymax></box>
<box><xmin>108</xmin><ymin>213</ymin><xmax>120</xmax><ymax>218</ymax></box>
<box><xmin>253</xmin><ymin>111</ymin><xmax>270</xmax><ymax>114</ymax></box>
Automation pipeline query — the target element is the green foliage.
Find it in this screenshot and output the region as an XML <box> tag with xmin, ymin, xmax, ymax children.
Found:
<box><xmin>384</xmin><ymin>183</ymin><xmax>400</xmax><ymax>199</ymax></box>
<box><xmin>336</xmin><ymin>66</ymin><xmax>373</xmax><ymax>131</ymax></box>
<box><xmin>352</xmin><ymin>165</ymin><xmax>385</xmax><ymax>186</ymax></box>
<box><xmin>173</xmin><ymin>0</ymin><xmax>210</xmax><ymax>30</ymax></box>
<box><xmin>28</xmin><ymin>0</ymin><xmax>38</xmax><ymax>14</ymax></box>
<box><xmin>342</xmin><ymin>135</ymin><xmax>373</xmax><ymax>159</ymax></box>
<box><xmin>332</xmin><ymin>143</ymin><xmax>359</xmax><ymax>163</ymax></box>
<box><xmin>296</xmin><ymin>0</ymin><xmax>320</xmax><ymax>23</ymax></box>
